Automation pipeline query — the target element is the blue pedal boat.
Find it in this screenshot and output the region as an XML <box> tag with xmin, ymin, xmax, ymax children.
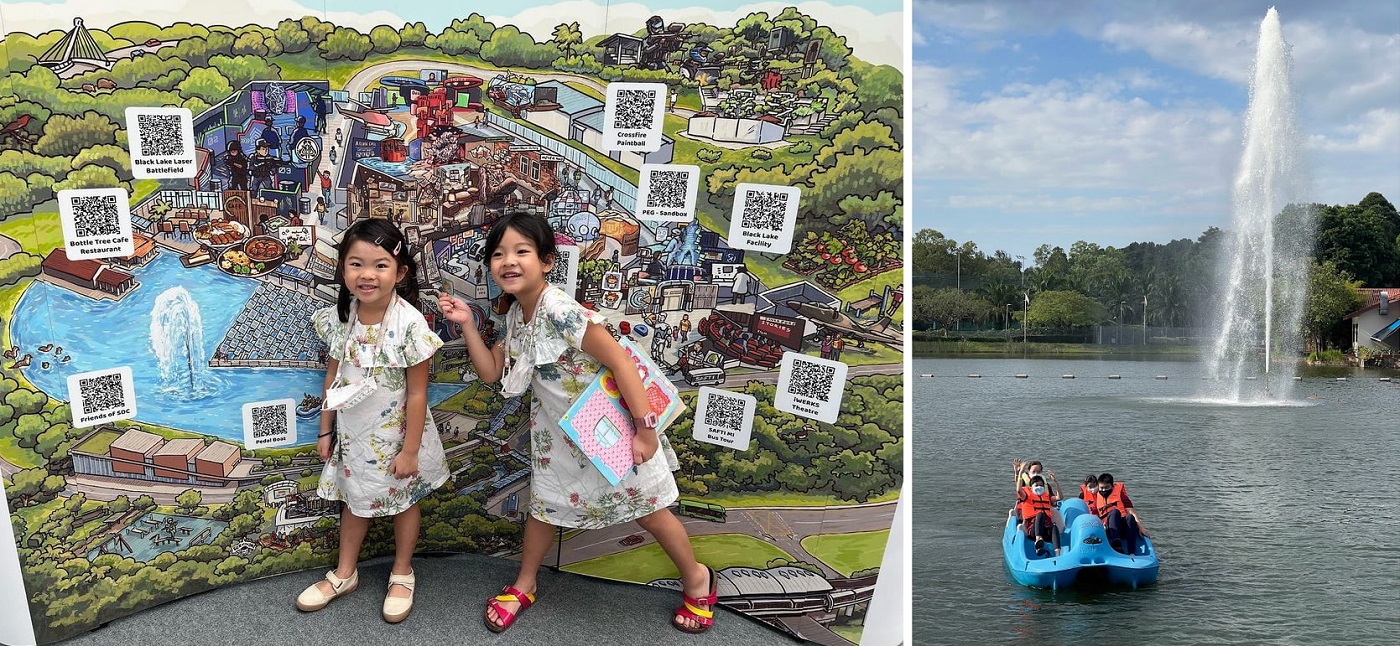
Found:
<box><xmin>1001</xmin><ymin>497</ymin><xmax>1159</xmax><ymax>589</ymax></box>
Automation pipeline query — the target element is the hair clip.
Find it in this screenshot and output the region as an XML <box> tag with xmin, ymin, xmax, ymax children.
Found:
<box><xmin>393</xmin><ymin>240</ymin><xmax>402</xmax><ymax>256</ymax></box>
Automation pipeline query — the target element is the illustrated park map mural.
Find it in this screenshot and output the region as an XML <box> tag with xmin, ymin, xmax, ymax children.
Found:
<box><xmin>0</xmin><ymin>2</ymin><xmax>903</xmax><ymax>643</ymax></box>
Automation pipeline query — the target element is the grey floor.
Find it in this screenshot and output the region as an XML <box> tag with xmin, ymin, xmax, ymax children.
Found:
<box><xmin>44</xmin><ymin>553</ymin><xmax>801</xmax><ymax>646</ymax></box>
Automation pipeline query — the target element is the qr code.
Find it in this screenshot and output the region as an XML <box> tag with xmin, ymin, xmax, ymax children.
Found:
<box><xmin>69</xmin><ymin>194</ymin><xmax>122</xmax><ymax>237</ymax></box>
<box><xmin>739</xmin><ymin>189</ymin><xmax>790</xmax><ymax>231</ymax></box>
<box><xmin>787</xmin><ymin>359</ymin><xmax>836</xmax><ymax>401</ymax></box>
<box><xmin>251</xmin><ymin>404</ymin><xmax>289</xmax><ymax>439</ymax></box>
<box><xmin>546</xmin><ymin>248</ymin><xmax>571</xmax><ymax>286</ymax></box>
<box><xmin>645</xmin><ymin>170</ymin><xmax>689</xmax><ymax>209</ymax></box>
<box><xmin>613</xmin><ymin>89</ymin><xmax>657</xmax><ymax>130</ymax></box>
<box><xmin>136</xmin><ymin>114</ymin><xmax>186</xmax><ymax>157</ymax></box>
<box><xmin>703</xmin><ymin>391</ymin><xmax>746</xmax><ymax>431</ymax></box>
<box><xmin>78</xmin><ymin>374</ymin><xmax>126</xmax><ymax>415</ymax></box>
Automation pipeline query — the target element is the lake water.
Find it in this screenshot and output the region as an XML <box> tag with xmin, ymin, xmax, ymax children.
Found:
<box><xmin>912</xmin><ymin>357</ymin><xmax>1399</xmax><ymax>644</ymax></box>
<box><xmin>12</xmin><ymin>253</ymin><xmax>463</xmax><ymax>444</ymax></box>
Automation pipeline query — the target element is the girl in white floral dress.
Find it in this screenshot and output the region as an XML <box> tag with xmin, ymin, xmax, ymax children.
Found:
<box><xmin>439</xmin><ymin>210</ymin><xmax>718</xmax><ymax>635</ymax></box>
<box><xmin>295</xmin><ymin>219</ymin><xmax>449</xmax><ymax>624</ymax></box>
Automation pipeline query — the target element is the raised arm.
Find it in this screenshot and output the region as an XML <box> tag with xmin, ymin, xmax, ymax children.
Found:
<box><xmin>440</xmin><ymin>294</ymin><xmax>505</xmax><ymax>383</ymax></box>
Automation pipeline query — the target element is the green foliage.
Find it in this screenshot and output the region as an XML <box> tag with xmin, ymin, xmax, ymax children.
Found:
<box><xmin>34</xmin><ymin>112</ymin><xmax>119</xmax><ymax>157</ymax></box>
<box><xmin>428</xmin><ymin>28</ymin><xmax>484</xmax><ymax>56</ymax></box>
<box><xmin>175</xmin><ymin>489</ymin><xmax>203</xmax><ymax>513</ymax></box>
<box><xmin>1027</xmin><ymin>290</ymin><xmax>1107</xmax><ymax>332</ymax></box>
<box><xmin>369</xmin><ymin>25</ymin><xmax>402</xmax><ymax>54</ymax></box>
<box><xmin>1304</xmin><ymin>260</ymin><xmax>1365</xmax><ymax>352</ymax></box>
<box><xmin>319</xmin><ymin>27</ymin><xmax>373</xmax><ymax>61</ymax></box>
<box><xmin>551</xmin><ymin>22</ymin><xmax>583</xmax><ymax>58</ymax></box>
<box><xmin>1317</xmin><ymin>193</ymin><xmax>1400</xmax><ymax>286</ymax></box>
<box><xmin>815</xmin><ymin>120</ymin><xmax>896</xmax><ymax>165</ymax></box>
<box><xmin>398</xmin><ymin>22</ymin><xmax>429</xmax><ymax>48</ymax></box>
<box><xmin>479</xmin><ymin>26</ymin><xmax>555</xmax><ymax>68</ymax></box>
<box><xmin>7</xmin><ymin>387</ymin><xmax>48</xmax><ymax>417</ymax></box>
<box><xmin>750</xmin><ymin>148</ymin><xmax>772</xmax><ymax>161</ymax></box>
<box><xmin>849</xmin><ymin>63</ymin><xmax>902</xmax><ymax>113</ymax></box>
<box><xmin>551</xmin><ymin>54</ymin><xmax>604</xmax><ymax>76</ymax></box>
<box><xmin>176</xmin><ymin>67</ymin><xmax>233</xmax><ymax>104</ymax></box>
<box><xmin>157</xmin><ymin>32</ymin><xmax>236</xmax><ymax>67</ymax></box>
<box><xmin>274</xmin><ymin>19</ymin><xmax>311</xmax><ymax>54</ymax></box>
<box><xmin>231</xmin><ymin>31</ymin><xmax>272</xmax><ymax>58</ymax></box>
<box><xmin>4</xmin><ymin>468</ymin><xmax>65</xmax><ymax>507</ymax></box>
<box><xmin>72</xmin><ymin>144</ymin><xmax>132</xmax><ymax>181</ymax></box>
<box><xmin>695</xmin><ymin>148</ymin><xmax>722</xmax><ymax>163</ymax></box>
<box><xmin>0</xmin><ymin>172</ymin><xmax>56</xmax><ymax>218</ymax></box>
<box><xmin>788</xmin><ymin>141</ymin><xmax>813</xmax><ymax>154</ymax></box>
<box><xmin>298</xmin><ymin>17</ymin><xmax>335</xmax><ymax>44</ymax></box>
<box><xmin>53</xmin><ymin>164</ymin><xmax>124</xmax><ymax>193</ymax></box>
<box><xmin>208</xmin><ymin>55</ymin><xmax>282</xmax><ymax>90</ymax></box>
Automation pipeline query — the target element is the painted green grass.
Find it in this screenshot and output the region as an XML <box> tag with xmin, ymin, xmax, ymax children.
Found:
<box><xmin>799</xmin><ymin>529</ymin><xmax>890</xmax><ymax>577</ymax></box>
<box><xmin>831</xmin><ymin>625</ymin><xmax>866</xmax><ymax>643</ymax></box>
<box><xmin>563</xmin><ymin>533</ymin><xmax>794</xmax><ymax>582</ymax></box>
<box><xmin>0</xmin><ymin>432</ymin><xmax>43</xmax><ymax>469</ymax></box>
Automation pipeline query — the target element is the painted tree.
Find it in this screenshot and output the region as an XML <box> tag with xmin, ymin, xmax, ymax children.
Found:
<box><xmin>176</xmin><ymin>489</ymin><xmax>203</xmax><ymax>514</ymax></box>
<box><xmin>551</xmin><ymin>22</ymin><xmax>582</xmax><ymax>58</ymax></box>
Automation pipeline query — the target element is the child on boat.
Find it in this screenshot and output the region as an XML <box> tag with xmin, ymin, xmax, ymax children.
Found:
<box><xmin>1016</xmin><ymin>473</ymin><xmax>1060</xmax><ymax>557</ymax></box>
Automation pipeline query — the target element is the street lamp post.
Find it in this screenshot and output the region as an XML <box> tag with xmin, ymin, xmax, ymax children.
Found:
<box><xmin>1006</xmin><ymin>303</ymin><xmax>1012</xmax><ymax>342</ymax></box>
<box><xmin>1023</xmin><ymin>292</ymin><xmax>1029</xmax><ymax>344</ymax></box>
<box><xmin>954</xmin><ymin>249</ymin><xmax>962</xmax><ymax>290</ymax></box>
<box><xmin>1143</xmin><ymin>294</ymin><xmax>1148</xmax><ymax>346</ymax></box>
<box><xmin>1119</xmin><ymin>300</ymin><xmax>1125</xmax><ymax>345</ymax></box>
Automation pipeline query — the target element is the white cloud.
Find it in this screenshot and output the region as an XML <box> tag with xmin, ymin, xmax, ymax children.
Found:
<box><xmin>1</xmin><ymin>0</ymin><xmax>902</xmax><ymax>67</ymax></box>
<box><xmin>912</xmin><ymin>1</ymin><xmax>1400</xmax><ymax>257</ymax></box>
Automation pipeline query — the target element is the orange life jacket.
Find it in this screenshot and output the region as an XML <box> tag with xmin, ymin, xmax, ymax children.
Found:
<box><xmin>1017</xmin><ymin>486</ymin><xmax>1053</xmax><ymax>520</ymax></box>
<box><xmin>1080</xmin><ymin>484</ymin><xmax>1100</xmax><ymax>514</ymax></box>
<box><xmin>1094</xmin><ymin>483</ymin><xmax>1127</xmax><ymax>518</ymax></box>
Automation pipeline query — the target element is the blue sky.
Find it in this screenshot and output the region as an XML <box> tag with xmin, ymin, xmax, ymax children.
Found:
<box><xmin>912</xmin><ymin>0</ymin><xmax>1400</xmax><ymax>262</ymax></box>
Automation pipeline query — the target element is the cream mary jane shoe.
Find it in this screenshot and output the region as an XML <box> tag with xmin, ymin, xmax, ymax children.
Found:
<box><xmin>382</xmin><ymin>570</ymin><xmax>415</xmax><ymax>623</ymax></box>
<box><xmin>296</xmin><ymin>569</ymin><xmax>358</xmax><ymax>611</ymax></box>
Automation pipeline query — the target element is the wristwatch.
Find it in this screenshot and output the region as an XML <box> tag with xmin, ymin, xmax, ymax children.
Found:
<box><xmin>633</xmin><ymin>412</ymin><xmax>659</xmax><ymax>430</ymax></box>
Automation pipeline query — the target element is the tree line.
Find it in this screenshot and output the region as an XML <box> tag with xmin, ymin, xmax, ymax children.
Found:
<box><xmin>912</xmin><ymin>192</ymin><xmax>1398</xmax><ymax>352</ymax></box>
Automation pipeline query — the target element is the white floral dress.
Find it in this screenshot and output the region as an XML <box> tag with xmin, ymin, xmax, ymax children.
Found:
<box><xmin>503</xmin><ymin>286</ymin><xmax>680</xmax><ymax>529</ymax></box>
<box><xmin>312</xmin><ymin>296</ymin><xmax>450</xmax><ymax>517</ymax></box>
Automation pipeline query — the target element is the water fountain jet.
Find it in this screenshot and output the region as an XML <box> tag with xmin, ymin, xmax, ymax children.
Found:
<box><xmin>1203</xmin><ymin>7</ymin><xmax>1314</xmax><ymax>402</ymax></box>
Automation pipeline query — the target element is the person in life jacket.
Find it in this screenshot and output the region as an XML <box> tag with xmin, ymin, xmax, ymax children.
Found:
<box><xmin>1093</xmin><ymin>472</ymin><xmax>1145</xmax><ymax>554</ymax></box>
<box><xmin>1080</xmin><ymin>474</ymin><xmax>1100</xmax><ymax>515</ymax></box>
<box><xmin>1016</xmin><ymin>474</ymin><xmax>1060</xmax><ymax>557</ymax></box>
<box><xmin>1014</xmin><ymin>459</ymin><xmax>1061</xmax><ymax>496</ymax></box>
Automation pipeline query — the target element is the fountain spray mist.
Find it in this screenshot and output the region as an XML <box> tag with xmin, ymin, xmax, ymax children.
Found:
<box><xmin>150</xmin><ymin>286</ymin><xmax>218</xmax><ymax>397</ymax></box>
<box><xmin>1203</xmin><ymin>7</ymin><xmax>1314</xmax><ymax>402</ymax></box>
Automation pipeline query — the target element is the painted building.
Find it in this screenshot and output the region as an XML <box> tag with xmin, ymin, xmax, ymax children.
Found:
<box><xmin>1346</xmin><ymin>288</ymin><xmax>1398</xmax><ymax>352</ymax></box>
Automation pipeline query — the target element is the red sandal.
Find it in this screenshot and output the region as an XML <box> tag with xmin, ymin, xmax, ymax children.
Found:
<box><xmin>484</xmin><ymin>585</ymin><xmax>535</xmax><ymax>633</ymax></box>
<box><xmin>673</xmin><ymin>566</ymin><xmax>718</xmax><ymax>634</ymax></box>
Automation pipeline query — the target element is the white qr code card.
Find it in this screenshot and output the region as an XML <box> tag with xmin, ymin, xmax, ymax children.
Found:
<box><xmin>638</xmin><ymin>164</ymin><xmax>700</xmax><ymax>222</ymax></box>
<box><xmin>125</xmin><ymin>106</ymin><xmax>197</xmax><ymax>178</ymax></box>
<box><xmin>693</xmin><ymin>387</ymin><xmax>756</xmax><ymax>450</ymax></box>
<box><xmin>728</xmin><ymin>183</ymin><xmax>799</xmax><ymax>254</ymax></box>
<box><xmin>67</xmin><ymin>366</ymin><xmax>137</xmax><ymax>428</ymax></box>
<box><xmin>242</xmin><ymin>399</ymin><xmax>297</xmax><ymax>449</ymax></box>
<box><xmin>546</xmin><ymin>245</ymin><xmax>581</xmax><ymax>296</ymax></box>
<box><xmin>603</xmin><ymin>82</ymin><xmax>666</xmax><ymax>152</ymax></box>
<box><xmin>58</xmin><ymin>187</ymin><xmax>134</xmax><ymax>259</ymax></box>
<box><xmin>774</xmin><ymin>352</ymin><xmax>847</xmax><ymax>424</ymax></box>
